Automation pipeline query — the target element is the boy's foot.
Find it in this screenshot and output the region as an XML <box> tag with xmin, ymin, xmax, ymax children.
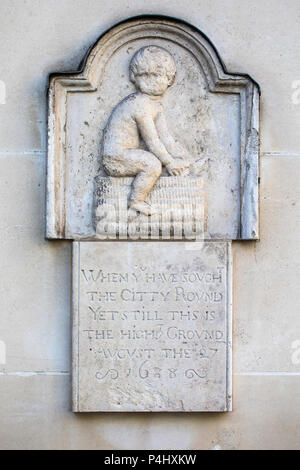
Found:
<box><xmin>129</xmin><ymin>201</ymin><xmax>157</xmax><ymax>216</ymax></box>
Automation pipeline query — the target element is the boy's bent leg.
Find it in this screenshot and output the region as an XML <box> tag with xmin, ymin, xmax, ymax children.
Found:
<box><xmin>103</xmin><ymin>150</ymin><xmax>162</xmax><ymax>215</ymax></box>
<box><xmin>124</xmin><ymin>150</ymin><xmax>162</xmax><ymax>213</ymax></box>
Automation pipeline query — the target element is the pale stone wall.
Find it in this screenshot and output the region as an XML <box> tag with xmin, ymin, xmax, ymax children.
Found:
<box><xmin>0</xmin><ymin>0</ymin><xmax>300</xmax><ymax>449</ymax></box>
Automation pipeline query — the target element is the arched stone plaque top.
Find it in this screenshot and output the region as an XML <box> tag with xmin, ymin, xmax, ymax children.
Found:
<box><xmin>47</xmin><ymin>16</ymin><xmax>259</xmax><ymax>240</ymax></box>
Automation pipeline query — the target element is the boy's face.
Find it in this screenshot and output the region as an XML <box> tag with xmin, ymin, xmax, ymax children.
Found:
<box><xmin>135</xmin><ymin>70</ymin><xmax>170</xmax><ymax>96</ymax></box>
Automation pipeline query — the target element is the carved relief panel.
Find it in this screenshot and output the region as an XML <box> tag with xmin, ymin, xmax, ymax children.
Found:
<box><xmin>47</xmin><ymin>17</ymin><xmax>259</xmax><ymax>241</ymax></box>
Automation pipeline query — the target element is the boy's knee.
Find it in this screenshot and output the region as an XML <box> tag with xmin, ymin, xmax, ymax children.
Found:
<box><xmin>153</xmin><ymin>160</ymin><xmax>162</xmax><ymax>177</ymax></box>
<box><xmin>145</xmin><ymin>157</ymin><xmax>162</xmax><ymax>177</ymax></box>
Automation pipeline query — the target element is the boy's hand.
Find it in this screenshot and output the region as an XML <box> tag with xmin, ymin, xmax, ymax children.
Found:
<box><xmin>166</xmin><ymin>159</ymin><xmax>190</xmax><ymax>176</ymax></box>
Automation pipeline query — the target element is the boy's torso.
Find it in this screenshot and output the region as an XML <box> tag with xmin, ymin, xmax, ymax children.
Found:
<box><xmin>102</xmin><ymin>93</ymin><xmax>163</xmax><ymax>156</ymax></box>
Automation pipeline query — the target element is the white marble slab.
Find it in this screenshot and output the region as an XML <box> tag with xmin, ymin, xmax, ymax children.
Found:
<box><xmin>72</xmin><ymin>241</ymin><xmax>232</xmax><ymax>412</ymax></box>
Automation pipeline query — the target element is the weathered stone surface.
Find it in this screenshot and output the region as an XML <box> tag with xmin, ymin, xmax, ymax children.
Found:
<box><xmin>2</xmin><ymin>373</ymin><xmax>300</xmax><ymax>450</ymax></box>
<box><xmin>234</xmin><ymin>154</ymin><xmax>300</xmax><ymax>373</ymax></box>
<box><xmin>0</xmin><ymin>154</ymin><xmax>71</xmax><ymax>373</ymax></box>
<box><xmin>1</xmin><ymin>0</ymin><xmax>300</xmax><ymax>450</ymax></box>
<box><xmin>0</xmin><ymin>1</ymin><xmax>299</xmax><ymax>154</ymax></box>
<box><xmin>47</xmin><ymin>17</ymin><xmax>259</xmax><ymax>241</ymax></box>
<box><xmin>72</xmin><ymin>241</ymin><xmax>232</xmax><ymax>412</ymax></box>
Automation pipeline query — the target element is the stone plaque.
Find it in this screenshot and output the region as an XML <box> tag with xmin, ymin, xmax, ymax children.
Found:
<box><xmin>46</xmin><ymin>16</ymin><xmax>260</xmax><ymax>413</ymax></box>
<box><xmin>47</xmin><ymin>17</ymin><xmax>259</xmax><ymax>241</ymax></box>
<box><xmin>72</xmin><ymin>241</ymin><xmax>232</xmax><ymax>412</ymax></box>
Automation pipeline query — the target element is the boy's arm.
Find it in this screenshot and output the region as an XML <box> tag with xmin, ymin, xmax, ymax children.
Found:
<box><xmin>156</xmin><ymin>111</ymin><xmax>189</xmax><ymax>160</ymax></box>
<box><xmin>136</xmin><ymin>113</ymin><xmax>174</xmax><ymax>166</ymax></box>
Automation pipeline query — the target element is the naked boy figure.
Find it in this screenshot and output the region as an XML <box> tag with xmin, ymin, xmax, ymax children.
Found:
<box><xmin>102</xmin><ymin>45</ymin><xmax>191</xmax><ymax>216</ymax></box>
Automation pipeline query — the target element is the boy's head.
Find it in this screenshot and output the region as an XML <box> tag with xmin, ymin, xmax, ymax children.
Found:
<box><xmin>129</xmin><ymin>46</ymin><xmax>176</xmax><ymax>96</ymax></box>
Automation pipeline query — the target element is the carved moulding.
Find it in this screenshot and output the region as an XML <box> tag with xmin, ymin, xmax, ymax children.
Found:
<box><xmin>47</xmin><ymin>16</ymin><xmax>259</xmax><ymax>240</ymax></box>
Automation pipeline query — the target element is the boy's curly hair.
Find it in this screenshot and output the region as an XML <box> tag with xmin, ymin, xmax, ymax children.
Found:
<box><xmin>129</xmin><ymin>46</ymin><xmax>176</xmax><ymax>86</ymax></box>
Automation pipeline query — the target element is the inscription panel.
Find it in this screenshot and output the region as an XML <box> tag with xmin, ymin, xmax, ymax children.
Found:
<box><xmin>72</xmin><ymin>242</ymin><xmax>232</xmax><ymax>412</ymax></box>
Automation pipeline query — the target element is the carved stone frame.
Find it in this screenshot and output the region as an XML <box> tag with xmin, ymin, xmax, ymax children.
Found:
<box><xmin>47</xmin><ymin>16</ymin><xmax>259</xmax><ymax>240</ymax></box>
